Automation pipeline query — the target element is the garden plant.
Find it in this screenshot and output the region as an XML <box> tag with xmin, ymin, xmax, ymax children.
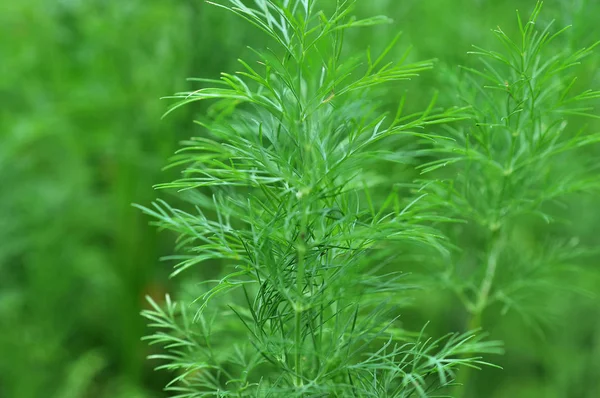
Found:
<box><xmin>138</xmin><ymin>0</ymin><xmax>600</xmax><ymax>397</ymax></box>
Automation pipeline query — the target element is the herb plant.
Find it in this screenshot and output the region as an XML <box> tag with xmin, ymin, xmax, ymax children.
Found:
<box><xmin>138</xmin><ymin>0</ymin><xmax>501</xmax><ymax>396</ymax></box>
<box><xmin>415</xmin><ymin>1</ymin><xmax>600</xmax><ymax>394</ymax></box>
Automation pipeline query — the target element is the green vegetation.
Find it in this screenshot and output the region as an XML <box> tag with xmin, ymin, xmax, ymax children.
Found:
<box><xmin>1</xmin><ymin>1</ymin><xmax>599</xmax><ymax>397</ymax></box>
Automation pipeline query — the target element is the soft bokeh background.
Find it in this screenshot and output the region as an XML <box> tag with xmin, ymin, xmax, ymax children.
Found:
<box><xmin>1</xmin><ymin>0</ymin><xmax>598</xmax><ymax>397</ymax></box>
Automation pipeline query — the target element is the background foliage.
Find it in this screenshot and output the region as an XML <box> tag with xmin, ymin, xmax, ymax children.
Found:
<box><xmin>1</xmin><ymin>0</ymin><xmax>598</xmax><ymax>397</ymax></box>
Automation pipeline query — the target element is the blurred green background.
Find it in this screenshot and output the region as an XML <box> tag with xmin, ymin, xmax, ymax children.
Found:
<box><xmin>1</xmin><ymin>0</ymin><xmax>598</xmax><ymax>397</ymax></box>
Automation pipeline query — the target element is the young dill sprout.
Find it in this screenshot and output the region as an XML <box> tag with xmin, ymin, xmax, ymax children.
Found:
<box><xmin>137</xmin><ymin>1</ymin><xmax>502</xmax><ymax>396</ymax></box>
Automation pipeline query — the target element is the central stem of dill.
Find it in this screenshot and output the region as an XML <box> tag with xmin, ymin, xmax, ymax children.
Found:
<box><xmin>455</xmin><ymin>231</ymin><xmax>503</xmax><ymax>397</ymax></box>
<box><xmin>295</xmin><ymin>247</ymin><xmax>305</xmax><ymax>387</ymax></box>
<box><xmin>294</xmin><ymin>202</ymin><xmax>309</xmax><ymax>387</ymax></box>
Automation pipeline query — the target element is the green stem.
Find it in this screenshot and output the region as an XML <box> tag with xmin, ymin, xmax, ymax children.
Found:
<box><xmin>454</xmin><ymin>232</ymin><xmax>503</xmax><ymax>397</ymax></box>
<box><xmin>294</xmin><ymin>302</ymin><xmax>303</xmax><ymax>387</ymax></box>
<box><xmin>294</xmin><ymin>201</ymin><xmax>309</xmax><ymax>387</ymax></box>
<box><xmin>294</xmin><ymin>251</ymin><xmax>305</xmax><ymax>387</ymax></box>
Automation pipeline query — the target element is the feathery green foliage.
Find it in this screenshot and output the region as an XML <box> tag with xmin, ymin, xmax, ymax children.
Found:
<box><xmin>413</xmin><ymin>2</ymin><xmax>600</xmax><ymax>394</ymax></box>
<box><xmin>138</xmin><ymin>0</ymin><xmax>502</xmax><ymax>396</ymax></box>
<box><xmin>421</xmin><ymin>0</ymin><xmax>599</xmax><ymax>329</ymax></box>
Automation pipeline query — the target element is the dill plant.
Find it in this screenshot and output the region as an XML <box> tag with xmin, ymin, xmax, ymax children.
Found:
<box><xmin>415</xmin><ymin>1</ymin><xmax>600</xmax><ymax>394</ymax></box>
<box><xmin>138</xmin><ymin>0</ymin><xmax>501</xmax><ymax>396</ymax></box>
